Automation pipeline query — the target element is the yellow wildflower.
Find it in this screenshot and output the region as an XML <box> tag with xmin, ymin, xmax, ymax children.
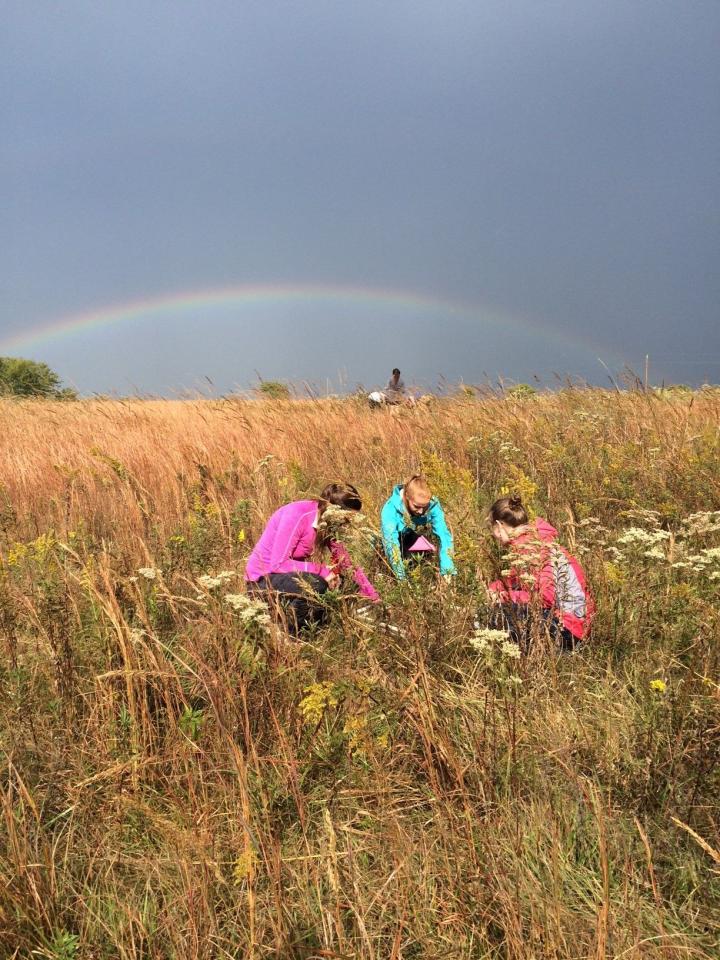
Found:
<box><xmin>232</xmin><ymin>848</ymin><xmax>256</xmax><ymax>885</ymax></box>
<box><xmin>299</xmin><ymin>682</ymin><xmax>341</xmax><ymax>726</ymax></box>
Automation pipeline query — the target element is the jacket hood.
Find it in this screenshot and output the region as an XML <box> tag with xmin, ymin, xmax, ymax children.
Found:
<box><xmin>389</xmin><ymin>484</ymin><xmax>405</xmax><ymax>508</ymax></box>
<box><xmin>387</xmin><ymin>484</ymin><xmax>410</xmax><ymax>520</ymax></box>
<box><xmin>516</xmin><ymin>517</ymin><xmax>558</xmax><ymax>543</ymax></box>
<box><xmin>534</xmin><ymin>518</ymin><xmax>558</xmax><ymax>541</ymax></box>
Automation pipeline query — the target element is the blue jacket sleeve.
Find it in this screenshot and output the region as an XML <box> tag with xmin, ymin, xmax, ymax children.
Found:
<box><xmin>428</xmin><ymin>501</ymin><xmax>456</xmax><ymax>575</ymax></box>
<box><xmin>380</xmin><ymin>500</ymin><xmax>406</xmax><ymax>579</ymax></box>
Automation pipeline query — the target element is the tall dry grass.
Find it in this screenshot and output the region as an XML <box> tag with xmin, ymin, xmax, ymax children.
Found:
<box><xmin>0</xmin><ymin>389</ymin><xmax>718</xmax><ymax>958</ymax></box>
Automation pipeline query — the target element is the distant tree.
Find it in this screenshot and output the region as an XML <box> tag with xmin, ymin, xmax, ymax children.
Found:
<box><xmin>653</xmin><ymin>383</ymin><xmax>693</xmax><ymax>399</ymax></box>
<box><xmin>257</xmin><ymin>380</ymin><xmax>291</xmax><ymax>400</ymax></box>
<box><xmin>458</xmin><ymin>384</ymin><xmax>477</xmax><ymax>398</ymax></box>
<box><xmin>0</xmin><ymin>356</ymin><xmax>77</xmax><ymax>399</ymax></box>
<box><xmin>507</xmin><ymin>383</ymin><xmax>537</xmax><ymax>399</ymax></box>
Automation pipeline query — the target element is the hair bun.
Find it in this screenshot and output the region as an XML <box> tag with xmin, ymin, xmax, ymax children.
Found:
<box><xmin>509</xmin><ymin>494</ymin><xmax>523</xmax><ymax>510</ymax></box>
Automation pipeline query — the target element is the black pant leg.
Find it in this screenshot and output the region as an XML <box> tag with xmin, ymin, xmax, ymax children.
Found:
<box><xmin>265</xmin><ymin>572</ymin><xmax>329</xmax><ymax>634</ymax></box>
<box><xmin>551</xmin><ymin>622</ymin><xmax>580</xmax><ymax>651</ymax></box>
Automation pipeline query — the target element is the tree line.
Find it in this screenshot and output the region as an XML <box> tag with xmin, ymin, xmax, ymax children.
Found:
<box><xmin>0</xmin><ymin>357</ymin><xmax>76</xmax><ymax>399</ymax></box>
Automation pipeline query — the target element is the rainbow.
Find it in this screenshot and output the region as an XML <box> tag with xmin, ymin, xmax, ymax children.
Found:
<box><xmin>0</xmin><ymin>282</ymin><xmax>609</xmax><ymax>357</ymax></box>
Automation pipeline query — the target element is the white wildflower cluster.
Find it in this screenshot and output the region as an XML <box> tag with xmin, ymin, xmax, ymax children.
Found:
<box><xmin>616</xmin><ymin>527</ymin><xmax>671</xmax><ymax>547</ymax></box>
<box><xmin>697</xmin><ymin>546</ymin><xmax>720</xmax><ymax>562</ymax></box>
<box><xmin>470</xmin><ymin>628</ymin><xmax>511</xmax><ymax>653</ymax></box>
<box><xmin>612</xmin><ymin>510</ymin><xmax>720</xmax><ymax>584</ymax></box>
<box><xmin>484</xmin><ymin>431</ymin><xmax>521</xmax><ymax>457</ymax></box>
<box><xmin>501</xmin><ymin>640</ymin><xmax>522</xmax><ymax>660</ymax></box>
<box><xmin>137</xmin><ymin>567</ymin><xmax>159</xmax><ymax>580</ymax></box>
<box><xmin>672</xmin><ymin>546</ymin><xmax>720</xmax><ymax>575</ymax></box>
<box><xmin>317</xmin><ymin>505</ymin><xmax>376</xmax><ymax>540</ymax></box>
<box><xmin>614</xmin><ymin>527</ymin><xmax>672</xmax><ymax>562</ymax></box>
<box><xmin>317</xmin><ymin>504</ymin><xmax>355</xmax><ymax>531</ymax></box>
<box><xmin>470</xmin><ymin>627</ymin><xmax>522</xmax><ymax>687</ymax></box>
<box><xmin>224</xmin><ymin>593</ymin><xmax>271</xmax><ymax>628</ymax></box>
<box><xmin>316</xmin><ymin>506</ymin><xmax>377</xmax><ymax>569</ymax></box>
<box><xmin>682</xmin><ymin>511</ymin><xmax>720</xmax><ymax>536</ymax></box>
<box><xmin>471</xmin><ymin>628</ymin><xmax>522</xmax><ymax>660</ymax></box>
<box><xmin>498</xmin><ymin>440</ymin><xmax>521</xmax><ymax>456</ymax></box>
<box><xmin>197</xmin><ymin>571</ymin><xmax>235</xmax><ymax>591</ymax></box>
<box><xmin>643</xmin><ymin>546</ymin><xmax>667</xmax><ymax>561</ymax></box>
<box><xmin>507</xmin><ymin>545</ymin><xmax>543</xmax><ymax>570</ymax></box>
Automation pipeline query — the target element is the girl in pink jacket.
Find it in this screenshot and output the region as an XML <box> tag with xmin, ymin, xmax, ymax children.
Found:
<box><xmin>245</xmin><ymin>482</ymin><xmax>380</xmax><ymax>634</ymax></box>
<box><xmin>487</xmin><ymin>495</ymin><xmax>594</xmax><ymax>651</ymax></box>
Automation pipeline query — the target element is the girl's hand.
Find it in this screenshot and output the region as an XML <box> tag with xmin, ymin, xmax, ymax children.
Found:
<box><xmin>325</xmin><ymin>570</ymin><xmax>341</xmax><ymax>590</ymax></box>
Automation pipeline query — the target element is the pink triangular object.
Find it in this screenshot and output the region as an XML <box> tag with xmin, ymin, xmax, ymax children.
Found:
<box><xmin>408</xmin><ymin>535</ymin><xmax>436</xmax><ymax>552</ymax></box>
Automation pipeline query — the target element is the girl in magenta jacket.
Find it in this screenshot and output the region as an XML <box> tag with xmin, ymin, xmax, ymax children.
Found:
<box><xmin>245</xmin><ymin>483</ymin><xmax>379</xmax><ymax>633</ymax></box>
<box><xmin>487</xmin><ymin>495</ymin><xmax>594</xmax><ymax>650</ymax></box>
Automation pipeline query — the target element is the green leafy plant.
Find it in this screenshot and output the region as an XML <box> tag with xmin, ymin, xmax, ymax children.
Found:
<box><xmin>257</xmin><ymin>379</ymin><xmax>291</xmax><ymax>399</ymax></box>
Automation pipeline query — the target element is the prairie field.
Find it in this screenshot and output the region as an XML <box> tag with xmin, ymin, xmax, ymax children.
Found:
<box><xmin>0</xmin><ymin>389</ymin><xmax>719</xmax><ymax>959</ymax></box>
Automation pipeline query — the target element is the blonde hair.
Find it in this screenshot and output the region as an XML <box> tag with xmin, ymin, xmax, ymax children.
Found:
<box><xmin>404</xmin><ymin>475</ymin><xmax>432</xmax><ymax>499</ymax></box>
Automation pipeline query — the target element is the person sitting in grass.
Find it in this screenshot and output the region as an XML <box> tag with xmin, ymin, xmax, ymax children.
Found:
<box><xmin>245</xmin><ymin>483</ymin><xmax>380</xmax><ymax>634</ymax></box>
<box><xmin>380</xmin><ymin>475</ymin><xmax>456</xmax><ymax>580</ymax></box>
<box><xmin>486</xmin><ymin>494</ymin><xmax>594</xmax><ymax>651</ymax></box>
<box><xmin>385</xmin><ymin>368</ymin><xmax>406</xmax><ymax>404</ymax></box>
<box><xmin>368</xmin><ymin>367</ymin><xmax>415</xmax><ymax>408</ymax></box>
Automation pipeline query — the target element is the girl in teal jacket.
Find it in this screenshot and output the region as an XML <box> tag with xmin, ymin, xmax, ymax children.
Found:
<box><xmin>380</xmin><ymin>475</ymin><xmax>456</xmax><ymax>580</ymax></box>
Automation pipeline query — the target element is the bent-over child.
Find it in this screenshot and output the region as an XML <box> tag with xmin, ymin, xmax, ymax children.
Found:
<box><xmin>245</xmin><ymin>483</ymin><xmax>380</xmax><ymax>634</ymax></box>
<box><xmin>380</xmin><ymin>475</ymin><xmax>456</xmax><ymax>580</ymax></box>
<box><xmin>486</xmin><ymin>495</ymin><xmax>594</xmax><ymax>650</ymax></box>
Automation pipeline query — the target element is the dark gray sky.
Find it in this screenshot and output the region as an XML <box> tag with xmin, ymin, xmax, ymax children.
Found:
<box><xmin>3</xmin><ymin>0</ymin><xmax>719</xmax><ymax>394</ymax></box>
